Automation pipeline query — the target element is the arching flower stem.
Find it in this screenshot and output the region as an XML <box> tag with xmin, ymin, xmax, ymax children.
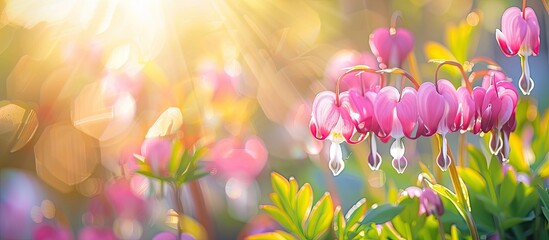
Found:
<box><xmin>469</xmin><ymin>56</ymin><xmax>502</xmax><ymax>71</ymax></box>
<box><xmin>433</xmin><ymin>60</ymin><xmax>472</xmax><ymax>93</ymax></box>
<box><xmin>377</xmin><ymin>67</ymin><xmax>420</xmax><ymax>90</ymax></box>
<box><xmin>335</xmin><ymin>65</ymin><xmax>384</xmax><ymax>106</ymax></box>
<box><xmin>390</xmin><ymin>11</ymin><xmax>402</xmax><ymax>35</ymax></box>
<box><xmin>522</xmin><ymin>0</ymin><xmax>527</xmax><ymax>18</ymax></box>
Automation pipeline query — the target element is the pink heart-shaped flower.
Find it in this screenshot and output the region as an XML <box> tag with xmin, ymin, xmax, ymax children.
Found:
<box><xmin>369</xmin><ymin>28</ymin><xmax>414</xmax><ymax>68</ymax></box>
<box><xmin>207</xmin><ymin>136</ymin><xmax>268</xmax><ymax>181</ymax></box>
<box><xmin>417</xmin><ymin>82</ymin><xmax>444</xmax><ymax>136</ymax></box>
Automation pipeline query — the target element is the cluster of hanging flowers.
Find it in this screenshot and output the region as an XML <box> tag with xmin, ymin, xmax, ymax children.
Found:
<box><xmin>308</xmin><ymin>8</ymin><xmax>537</xmax><ymax>175</ymax></box>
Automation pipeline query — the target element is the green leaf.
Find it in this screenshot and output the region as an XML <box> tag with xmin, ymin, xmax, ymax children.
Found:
<box><xmin>458</xmin><ymin>167</ymin><xmax>487</xmax><ymax>193</ymax></box>
<box><xmin>428</xmin><ymin>183</ymin><xmax>468</xmax><ymax>220</ymax></box>
<box><xmin>424</xmin><ymin>41</ymin><xmax>457</xmax><ymax>62</ymax></box>
<box><xmin>333</xmin><ymin>206</ymin><xmax>346</xmax><ymax>240</ymax></box>
<box><xmin>536</xmin><ymin>185</ymin><xmax>549</xmax><ymax>209</ymax></box>
<box><xmin>289</xmin><ymin>177</ymin><xmax>298</xmax><ymax>206</ymax></box>
<box><xmin>451</xmin><ymin>224</ymin><xmax>460</xmax><ymax>240</ymax></box>
<box><xmin>345</xmin><ymin>198</ymin><xmax>367</xmax><ymax>232</ymax></box>
<box><xmin>362</xmin><ymin>204</ymin><xmax>404</xmax><ymax>225</ymax></box>
<box><xmin>271</xmin><ymin>172</ymin><xmax>291</xmax><ymax>203</ymax></box>
<box><xmin>295</xmin><ymin>183</ymin><xmax>313</xmax><ymax>226</ymax></box>
<box><xmin>467</xmin><ymin>144</ymin><xmax>488</xmax><ymax>174</ymax></box>
<box><xmin>270</xmin><ymin>193</ymin><xmax>284</xmax><ymax>210</ymax></box>
<box><xmin>306</xmin><ymin>193</ymin><xmax>333</xmax><ymax>239</ymax></box>
<box><xmin>136</xmin><ymin>170</ymin><xmax>171</xmax><ymax>181</ymax></box>
<box><xmin>541</xmin><ymin>207</ymin><xmax>549</xmax><ymax>222</ymax></box>
<box><xmin>476</xmin><ymin>194</ymin><xmax>499</xmax><ymax>216</ymax></box>
<box><xmin>262</xmin><ymin>205</ymin><xmax>299</xmax><ymax>234</ymax></box>
<box><xmin>488</xmin><ymin>155</ymin><xmax>503</xmax><ymax>187</ymax></box>
<box><xmin>246</xmin><ymin>231</ymin><xmax>296</xmax><ymax>240</ymax></box>
<box><xmin>501</xmin><ymin>215</ymin><xmax>535</xmax><ymax>229</ymax></box>
<box><xmin>458</xmin><ymin>173</ymin><xmax>471</xmax><ymax>212</ymax></box>
<box><xmin>498</xmin><ymin>168</ymin><xmax>516</xmax><ymax>209</ymax></box>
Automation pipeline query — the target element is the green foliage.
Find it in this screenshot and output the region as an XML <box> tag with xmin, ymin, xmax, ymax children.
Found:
<box><xmin>252</xmin><ymin>172</ymin><xmax>404</xmax><ymax>240</ymax></box>
<box><xmin>458</xmin><ymin>144</ymin><xmax>542</xmax><ymax>238</ymax></box>
<box><xmin>136</xmin><ymin>140</ymin><xmax>208</xmax><ymax>186</ymax></box>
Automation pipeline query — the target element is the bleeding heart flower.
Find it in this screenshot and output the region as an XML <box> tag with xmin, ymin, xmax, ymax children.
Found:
<box><xmin>455</xmin><ymin>87</ymin><xmax>475</xmax><ymax>131</ymax></box>
<box><xmin>373</xmin><ymin>86</ymin><xmax>418</xmax><ymax>173</ymax></box>
<box><xmin>140</xmin><ymin>138</ymin><xmax>173</xmax><ymax>177</ymax></box>
<box><xmin>309</xmin><ymin>91</ymin><xmax>362</xmax><ymax>144</ymax></box>
<box><xmin>348</xmin><ymin>89</ymin><xmax>378</xmax><ymax>134</ymax></box>
<box><xmin>496</xmin><ymin>7</ymin><xmax>540</xmax><ymax>95</ymax></box>
<box><xmin>326</xmin><ymin>49</ymin><xmax>380</xmax><ymax>91</ymax></box>
<box><xmin>417</xmin><ymin>82</ymin><xmax>444</xmax><ymax>136</ymax></box>
<box><xmin>419</xmin><ymin>188</ymin><xmax>444</xmax><ymax>216</ymax></box>
<box><xmin>369</xmin><ymin>27</ymin><xmax>414</xmax><ymax>69</ymax></box>
<box><xmin>207</xmin><ymin>136</ymin><xmax>268</xmax><ymax>181</ymax></box>
<box><xmin>496</xmin><ymin>7</ymin><xmax>539</xmax><ymax>57</ymax></box>
<box><xmin>418</xmin><ymin>80</ymin><xmax>458</xmax><ymax>171</ymax></box>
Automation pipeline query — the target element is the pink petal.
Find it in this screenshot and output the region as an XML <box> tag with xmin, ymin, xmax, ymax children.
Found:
<box><xmin>496</xmin><ymin>29</ymin><xmax>515</xmax><ymax>57</ymax></box>
<box><xmin>311</xmin><ymin>91</ymin><xmax>340</xmax><ymax>140</ymax></box>
<box><xmin>374</xmin><ymin>86</ymin><xmax>399</xmax><ymax>137</ymax></box>
<box><xmin>395</xmin><ymin>28</ymin><xmax>414</xmax><ymax>66</ymax></box>
<box><xmin>456</xmin><ymin>87</ymin><xmax>475</xmax><ymax>130</ymax></box>
<box><xmin>396</xmin><ymin>87</ymin><xmax>418</xmax><ymax>138</ymax></box>
<box><xmin>501</xmin><ymin>7</ymin><xmax>527</xmax><ymax>55</ymax></box>
<box><xmin>524</xmin><ymin>7</ymin><xmax>540</xmax><ymax>56</ymax></box>
<box><xmin>418</xmin><ymin>82</ymin><xmax>444</xmax><ymax>136</ymax></box>
<box><xmin>348</xmin><ymin>89</ymin><xmax>374</xmax><ymax>133</ymax></box>
<box><xmin>437</xmin><ymin>80</ymin><xmax>459</xmax><ymax>133</ymax></box>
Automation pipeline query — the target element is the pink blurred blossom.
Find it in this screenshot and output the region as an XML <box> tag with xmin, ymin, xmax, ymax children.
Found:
<box><xmin>207</xmin><ymin>136</ymin><xmax>268</xmax><ymax>182</ymax></box>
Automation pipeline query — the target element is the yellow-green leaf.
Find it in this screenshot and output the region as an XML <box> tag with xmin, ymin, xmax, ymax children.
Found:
<box><xmin>345</xmin><ymin>198</ymin><xmax>367</xmax><ymax>231</ymax></box>
<box><xmin>296</xmin><ymin>183</ymin><xmax>313</xmax><ymax>226</ymax></box>
<box><xmin>498</xmin><ymin>169</ymin><xmax>516</xmax><ymax>209</ymax></box>
<box><xmin>333</xmin><ymin>206</ymin><xmax>346</xmax><ymax>240</ymax></box>
<box><xmin>424</xmin><ymin>41</ymin><xmax>456</xmax><ymax>62</ymax></box>
<box><xmin>246</xmin><ymin>231</ymin><xmax>296</xmax><ymax>240</ymax></box>
<box><xmin>262</xmin><ymin>205</ymin><xmax>298</xmax><ymax>234</ymax></box>
<box><xmin>306</xmin><ymin>193</ymin><xmax>333</xmax><ymax>239</ymax></box>
<box><xmin>289</xmin><ymin>177</ymin><xmax>298</xmax><ymax>206</ymax></box>
<box><xmin>271</xmin><ymin>172</ymin><xmax>291</xmax><ymax>203</ymax></box>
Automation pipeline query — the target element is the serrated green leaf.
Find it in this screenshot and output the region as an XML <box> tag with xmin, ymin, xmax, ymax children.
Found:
<box><xmin>306</xmin><ymin>193</ymin><xmax>333</xmax><ymax>239</ymax></box>
<box><xmin>296</xmin><ymin>183</ymin><xmax>312</xmax><ymax>226</ymax></box>
<box><xmin>271</xmin><ymin>172</ymin><xmax>291</xmax><ymax>203</ymax></box>
<box><xmin>362</xmin><ymin>204</ymin><xmax>404</xmax><ymax>225</ymax></box>
<box><xmin>333</xmin><ymin>206</ymin><xmax>346</xmax><ymax>240</ymax></box>
<box><xmin>262</xmin><ymin>205</ymin><xmax>299</xmax><ymax>234</ymax></box>
<box><xmin>498</xmin><ymin>169</ymin><xmax>516</xmax><ymax>209</ymax></box>
<box><xmin>345</xmin><ymin>198</ymin><xmax>367</xmax><ymax>232</ymax></box>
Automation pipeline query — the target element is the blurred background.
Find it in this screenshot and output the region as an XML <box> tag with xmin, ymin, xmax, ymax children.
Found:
<box><xmin>0</xmin><ymin>0</ymin><xmax>547</xmax><ymax>239</ymax></box>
